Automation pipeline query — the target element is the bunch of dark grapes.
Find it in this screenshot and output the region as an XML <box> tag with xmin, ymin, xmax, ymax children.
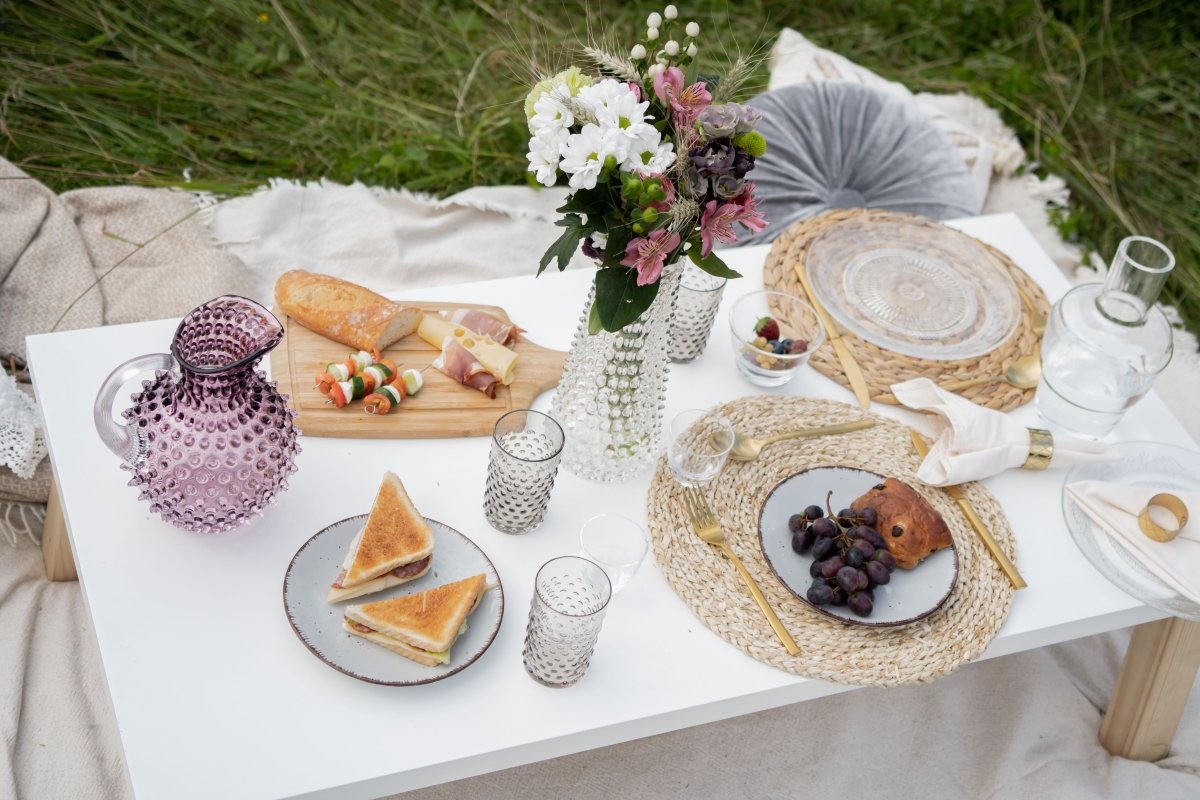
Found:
<box><xmin>789</xmin><ymin>492</ymin><xmax>896</xmax><ymax>617</ymax></box>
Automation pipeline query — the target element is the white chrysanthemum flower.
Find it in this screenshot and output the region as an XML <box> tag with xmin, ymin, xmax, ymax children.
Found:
<box><xmin>622</xmin><ymin>126</ymin><xmax>673</xmax><ymax>173</ymax></box>
<box><xmin>687</xmin><ymin>42</ymin><xmax>698</xmax><ymax>57</ymax></box>
<box><xmin>647</xmin><ymin>12</ymin><xmax>662</xmax><ymax>28</ymax></box>
<box><xmin>587</xmin><ymin>81</ymin><xmax>650</xmax><ymax>131</ymax></box>
<box><xmin>664</xmin><ymin>5</ymin><xmax>678</xmax><ymax>20</ymax></box>
<box><xmin>631</xmin><ymin>43</ymin><xmax>647</xmax><ymax>60</ymax></box>
<box><xmin>526</xmin><ymin>126</ymin><xmax>569</xmax><ymax>187</ymax></box>
<box><xmin>530</xmin><ymin>83</ymin><xmax>574</xmax><ymax>134</ymax></box>
<box><xmin>647</xmin><ymin>27</ymin><xmax>659</xmax><ymax>41</ymax></box>
<box><xmin>577</xmin><ymin>78</ymin><xmax>628</xmax><ymax>109</ymax></box>
<box><xmin>559</xmin><ymin>124</ymin><xmax>623</xmax><ymax>190</ymax></box>
<box><xmin>664</xmin><ymin>40</ymin><xmax>679</xmax><ymax>56</ymax></box>
<box><xmin>592</xmin><ymin>231</ymin><xmax>608</xmax><ymax>249</ymax></box>
<box><xmin>686</xmin><ymin>21</ymin><xmax>700</xmax><ymax>37</ymax></box>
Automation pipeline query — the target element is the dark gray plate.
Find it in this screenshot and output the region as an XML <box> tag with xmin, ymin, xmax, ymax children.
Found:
<box><xmin>283</xmin><ymin>515</ymin><xmax>504</xmax><ymax>684</ymax></box>
<box><xmin>759</xmin><ymin>466</ymin><xmax>957</xmax><ymax>627</ymax></box>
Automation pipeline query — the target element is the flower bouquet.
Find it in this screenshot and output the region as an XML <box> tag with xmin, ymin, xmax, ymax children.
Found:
<box><xmin>525</xmin><ymin>6</ymin><xmax>768</xmax><ymax>483</ymax></box>
<box><xmin>525</xmin><ymin>5</ymin><xmax>768</xmax><ymax>334</ymax></box>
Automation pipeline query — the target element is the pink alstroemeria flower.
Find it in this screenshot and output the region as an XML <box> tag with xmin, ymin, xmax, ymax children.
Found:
<box><xmin>653</xmin><ymin>66</ymin><xmax>712</xmax><ymax>135</ymax></box>
<box><xmin>731</xmin><ymin>183</ymin><xmax>768</xmax><ymax>233</ymax></box>
<box><xmin>626</xmin><ymin>81</ymin><xmax>642</xmax><ymax>102</ymax></box>
<box><xmin>621</xmin><ymin>228</ymin><xmax>682</xmax><ymax>286</ymax></box>
<box><xmin>699</xmin><ymin>190</ymin><xmax>767</xmax><ymax>258</ymax></box>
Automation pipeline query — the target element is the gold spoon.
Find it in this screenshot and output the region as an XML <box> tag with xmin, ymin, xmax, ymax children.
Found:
<box><xmin>939</xmin><ymin>356</ymin><xmax>1042</xmax><ymax>392</ymax></box>
<box><xmin>725</xmin><ymin>419</ymin><xmax>876</xmax><ymax>462</ymax></box>
<box><xmin>941</xmin><ymin>284</ymin><xmax>1047</xmax><ymax>392</ymax></box>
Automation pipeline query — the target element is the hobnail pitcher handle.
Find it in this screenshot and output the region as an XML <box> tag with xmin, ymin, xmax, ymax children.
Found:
<box><xmin>94</xmin><ymin>353</ymin><xmax>177</xmax><ymax>464</ymax></box>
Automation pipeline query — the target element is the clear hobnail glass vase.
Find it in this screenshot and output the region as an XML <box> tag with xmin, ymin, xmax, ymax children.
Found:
<box><xmin>551</xmin><ymin>262</ymin><xmax>683</xmax><ymax>483</ymax></box>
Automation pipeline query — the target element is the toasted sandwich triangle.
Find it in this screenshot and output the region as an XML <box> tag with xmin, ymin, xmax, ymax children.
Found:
<box><xmin>342</xmin><ymin>471</ymin><xmax>434</xmax><ymax>588</ymax></box>
<box><xmin>347</xmin><ymin>573</ymin><xmax>487</xmax><ymax>654</ymax></box>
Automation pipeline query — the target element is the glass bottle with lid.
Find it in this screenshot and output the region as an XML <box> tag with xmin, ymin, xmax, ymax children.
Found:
<box><xmin>1036</xmin><ymin>236</ymin><xmax>1175</xmax><ymax>439</ymax></box>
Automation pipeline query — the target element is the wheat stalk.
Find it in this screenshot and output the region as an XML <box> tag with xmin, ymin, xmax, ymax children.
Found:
<box><xmin>582</xmin><ymin>46</ymin><xmax>641</xmax><ymax>82</ymax></box>
<box><xmin>712</xmin><ymin>56</ymin><xmax>751</xmax><ymax>104</ymax></box>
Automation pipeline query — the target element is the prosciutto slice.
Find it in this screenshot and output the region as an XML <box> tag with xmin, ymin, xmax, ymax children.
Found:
<box><xmin>445</xmin><ymin>308</ymin><xmax>521</xmax><ymax>346</ymax></box>
<box><xmin>432</xmin><ymin>338</ymin><xmax>498</xmax><ymax>398</ymax></box>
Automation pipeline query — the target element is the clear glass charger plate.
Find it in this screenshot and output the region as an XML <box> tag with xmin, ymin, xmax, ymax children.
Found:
<box><xmin>283</xmin><ymin>515</ymin><xmax>505</xmax><ymax>684</ymax></box>
<box><xmin>758</xmin><ymin>466</ymin><xmax>958</xmax><ymax>627</ymax></box>
<box><xmin>1062</xmin><ymin>441</ymin><xmax>1200</xmax><ymax>621</ymax></box>
<box><xmin>805</xmin><ymin>217</ymin><xmax>1021</xmax><ymax>360</ymax></box>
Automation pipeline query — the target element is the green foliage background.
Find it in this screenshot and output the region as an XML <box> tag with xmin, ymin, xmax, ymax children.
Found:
<box><xmin>2</xmin><ymin>0</ymin><xmax>1197</xmax><ymax>331</ymax></box>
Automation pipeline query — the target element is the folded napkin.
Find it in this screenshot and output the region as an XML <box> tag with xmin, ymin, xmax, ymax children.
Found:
<box><xmin>1065</xmin><ymin>481</ymin><xmax>1200</xmax><ymax>604</ymax></box>
<box><xmin>891</xmin><ymin>378</ymin><xmax>1115</xmax><ymax>486</ymax></box>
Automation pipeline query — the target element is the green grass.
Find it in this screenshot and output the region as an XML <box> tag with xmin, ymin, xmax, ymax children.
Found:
<box><xmin>2</xmin><ymin>0</ymin><xmax>1198</xmax><ymax>332</ymax></box>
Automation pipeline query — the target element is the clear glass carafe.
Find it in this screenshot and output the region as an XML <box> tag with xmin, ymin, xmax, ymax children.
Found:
<box><xmin>1036</xmin><ymin>237</ymin><xmax>1175</xmax><ymax>438</ymax></box>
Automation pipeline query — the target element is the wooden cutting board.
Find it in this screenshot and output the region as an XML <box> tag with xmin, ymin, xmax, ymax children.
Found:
<box><xmin>271</xmin><ymin>302</ymin><xmax>568</xmax><ymax>438</ymax></box>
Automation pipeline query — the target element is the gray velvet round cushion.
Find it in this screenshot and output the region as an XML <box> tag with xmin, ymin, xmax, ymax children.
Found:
<box><xmin>738</xmin><ymin>82</ymin><xmax>981</xmax><ymax>245</ymax></box>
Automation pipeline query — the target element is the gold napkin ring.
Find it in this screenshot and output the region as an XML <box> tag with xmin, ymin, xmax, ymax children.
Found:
<box><xmin>1138</xmin><ymin>493</ymin><xmax>1189</xmax><ymax>543</ymax></box>
<box><xmin>1023</xmin><ymin>428</ymin><xmax>1054</xmax><ymax>470</ymax></box>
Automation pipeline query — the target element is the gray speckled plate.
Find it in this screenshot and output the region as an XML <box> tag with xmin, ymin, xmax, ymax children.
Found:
<box><xmin>759</xmin><ymin>466</ymin><xmax>957</xmax><ymax>627</ymax></box>
<box><xmin>283</xmin><ymin>515</ymin><xmax>504</xmax><ymax>685</ymax></box>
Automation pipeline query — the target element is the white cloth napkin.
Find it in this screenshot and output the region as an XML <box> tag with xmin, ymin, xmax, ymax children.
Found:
<box><xmin>891</xmin><ymin>377</ymin><xmax>1115</xmax><ymax>485</ymax></box>
<box><xmin>1065</xmin><ymin>481</ymin><xmax>1200</xmax><ymax>604</ymax></box>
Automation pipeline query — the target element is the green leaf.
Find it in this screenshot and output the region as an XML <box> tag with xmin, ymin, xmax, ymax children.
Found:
<box><xmin>588</xmin><ymin>300</ymin><xmax>603</xmax><ymax>335</ymax></box>
<box><xmin>600</xmin><ymin>225</ymin><xmax>634</xmax><ymax>269</ymax></box>
<box><xmin>594</xmin><ymin>268</ymin><xmax>660</xmax><ymax>332</ymax></box>
<box><xmin>538</xmin><ymin>213</ymin><xmax>586</xmax><ymax>275</ymax></box>
<box><xmin>688</xmin><ymin>246</ymin><xmax>742</xmax><ymax>280</ymax></box>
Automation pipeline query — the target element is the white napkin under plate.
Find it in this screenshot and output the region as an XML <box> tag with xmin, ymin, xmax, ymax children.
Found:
<box><xmin>1065</xmin><ymin>481</ymin><xmax>1200</xmax><ymax>604</ymax></box>
<box><xmin>891</xmin><ymin>378</ymin><xmax>1116</xmax><ymax>486</ymax></box>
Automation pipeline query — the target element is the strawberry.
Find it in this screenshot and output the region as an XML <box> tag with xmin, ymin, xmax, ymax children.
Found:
<box><xmin>754</xmin><ymin>316</ymin><xmax>780</xmax><ymax>340</ymax></box>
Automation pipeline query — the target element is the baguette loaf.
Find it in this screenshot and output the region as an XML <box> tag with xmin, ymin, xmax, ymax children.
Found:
<box><xmin>274</xmin><ymin>269</ymin><xmax>422</xmax><ymax>352</ymax></box>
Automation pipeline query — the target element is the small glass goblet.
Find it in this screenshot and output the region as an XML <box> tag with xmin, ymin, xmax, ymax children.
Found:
<box><xmin>667</xmin><ymin>409</ymin><xmax>734</xmax><ymax>487</ymax></box>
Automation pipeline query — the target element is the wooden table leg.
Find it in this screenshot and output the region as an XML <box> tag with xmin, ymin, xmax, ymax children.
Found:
<box><xmin>1100</xmin><ymin>617</ymin><xmax>1200</xmax><ymax>760</ymax></box>
<box><xmin>42</xmin><ymin>478</ymin><xmax>77</xmax><ymax>582</ymax></box>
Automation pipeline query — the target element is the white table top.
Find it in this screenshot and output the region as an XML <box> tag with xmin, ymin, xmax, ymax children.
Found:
<box><xmin>27</xmin><ymin>213</ymin><xmax>1197</xmax><ymax>800</ymax></box>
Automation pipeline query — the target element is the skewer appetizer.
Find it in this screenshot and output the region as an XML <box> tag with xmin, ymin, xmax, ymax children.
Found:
<box><xmin>315</xmin><ymin>350</ymin><xmax>401</xmax><ymax>408</ymax></box>
<box><xmin>363</xmin><ymin>368</ymin><xmax>425</xmax><ymax>415</ymax></box>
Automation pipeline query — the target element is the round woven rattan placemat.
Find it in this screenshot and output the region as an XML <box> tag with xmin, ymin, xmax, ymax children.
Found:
<box><xmin>762</xmin><ymin>209</ymin><xmax>1049</xmax><ymax>411</ymax></box>
<box><xmin>646</xmin><ymin>396</ymin><xmax>1016</xmax><ymax>687</ymax></box>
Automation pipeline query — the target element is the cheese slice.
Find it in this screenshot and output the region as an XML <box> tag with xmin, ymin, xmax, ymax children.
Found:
<box><xmin>418</xmin><ymin>315</ymin><xmax>517</xmax><ymax>384</ymax></box>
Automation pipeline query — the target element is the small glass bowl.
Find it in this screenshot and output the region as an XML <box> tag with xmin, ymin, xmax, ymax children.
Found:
<box><xmin>728</xmin><ymin>290</ymin><xmax>825</xmax><ymax>387</ymax></box>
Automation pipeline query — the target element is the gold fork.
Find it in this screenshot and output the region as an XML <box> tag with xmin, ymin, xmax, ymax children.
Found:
<box><xmin>681</xmin><ymin>487</ymin><xmax>800</xmax><ymax>655</ymax></box>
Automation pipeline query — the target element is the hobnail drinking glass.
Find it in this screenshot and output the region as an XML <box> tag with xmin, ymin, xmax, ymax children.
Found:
<box><xmin>669</xmin><ymin>263</ymin><xmax>727</xmax><ymax>363</ymax></box>
<box><xmin>483</xmin><ymin>410</ymin><xmax>565</xmax><ymax>534</ymax></box>
<box><xmin>522</xmin><ymin>556</ymin><xmax>611</xmax><ymax>688</ymax></box>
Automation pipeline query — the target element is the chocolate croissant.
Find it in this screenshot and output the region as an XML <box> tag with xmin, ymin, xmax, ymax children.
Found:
<box><xmin>851</xmin><ymin>478</ymin><xmax>953</xmax><ymax>569</ymax></box>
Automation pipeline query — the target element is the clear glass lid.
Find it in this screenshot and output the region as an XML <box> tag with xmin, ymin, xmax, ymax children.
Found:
<box><xmin>805</xmin><ymin>218</ymin><xmax>1021</xmax><ymax>360</ymax></box>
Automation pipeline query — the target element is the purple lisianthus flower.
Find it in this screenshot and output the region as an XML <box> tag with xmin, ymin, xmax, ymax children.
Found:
<box><xmin>679</xmin><ymin>165</ymin><xmax>709</xmax><ymax>198</ymax></box>
<box><xmin>712</xmin><ymin>174</ymin><xmax>744</xmax><ymax>199</ymax></box>
<box><xmin>696</xmin><ymin>105</ymin><xmax>739</xmax><ymax>139</ymax></box>
<box><xmin>690</xmin><ymin>138</ymin><xmax>735</xmax><ymax>176</ymax></box>
<box><xmin>730</xmin><ymin>103</ymin><xmax>763</xmax><ymax>134</ymax></box>
<box><xmin>581</xmin><ymin>236</ymin><xmax>604</xmax><ymax>260</ymax></box>
<box><xmin>731</xmin><ymin>149</ymin><xmax>756</xmax><ymax>179</ymax></box>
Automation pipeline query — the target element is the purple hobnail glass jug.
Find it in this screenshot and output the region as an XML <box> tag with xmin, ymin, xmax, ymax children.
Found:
<box><xmin>94</xmin><ymin>296</ymin><xmax>302</xmax><ymax>533</ymax></box>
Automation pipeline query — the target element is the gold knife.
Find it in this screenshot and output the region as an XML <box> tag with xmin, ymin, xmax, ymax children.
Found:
<box><xmin>792</xmin><ymin>262</ymin><xmax>872</xmax><ymax>409</ymax></box>
<box><xmin>908</xmin><ymin>429</ymin><xmax>1027</xmax><ymax>589</ymax></box>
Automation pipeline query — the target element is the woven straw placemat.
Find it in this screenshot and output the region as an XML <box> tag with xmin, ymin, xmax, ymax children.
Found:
<box><xmin>762</xmin><ymin>210</ymin><xmax>1049</xmax><ymax>411</ymax></box>
<box><xmin>646</xmin><ymin>396</ymin><xmax>1016</xmax><ymax>687</ymax></box>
